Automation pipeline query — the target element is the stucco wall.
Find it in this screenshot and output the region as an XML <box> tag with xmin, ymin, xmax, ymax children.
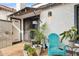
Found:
<box><xmin>0</xmin><ymin>10</ymin><xmax>12</xmax><ymax>20</ymax></box>
<box><xmin>40</xmin><ymin>3</ymin><xmax>77</xmax><ymax>45</ymax></box>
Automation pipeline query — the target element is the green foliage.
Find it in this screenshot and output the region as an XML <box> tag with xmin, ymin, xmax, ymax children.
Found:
<box><xmin>30</xmin><ymin>23</ymin><xmax>48</xmax><ymax>44</ymax></box>
<box><xmin>24</xmin><ymin>44</ymin><xmax>30</xmax><ymax>51</ymax></box>
<box><xmin>24</xmin><ymin>44</ymin><xmax>37</xmax><ymax>56</ymax></box>
<box><xmin>41</xmin><ymin>23</ymin><xmax>48</xmax><ymax>31</ymax></box>
<box><xmin>60</xmin><ymin>26</ymin><xmax>79</xmax><ymax>42</ymax></box>
<box><xmin>27</xmin><ymin>47</ymin><xmax>37</xmax><ymax>56</ymax></box>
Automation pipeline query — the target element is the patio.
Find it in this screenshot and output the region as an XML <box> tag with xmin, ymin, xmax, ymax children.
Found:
<box><xmin>0</xmin><ymin>42</ymin><xmax>47</xmax><ymax>56</ymax></box>
<box><xmin>0</xmin><ymin>42</ymin><xmax>24</xmax><ymax>56</ymax></box>
<box><xmin>0</xmin><ymin>41</ymin><xmax>79</xmax><ymax>56</ymax></box>
<box><xmin>6</xmin><ymin>4</ymin><xmax>79</xmax><ymax>56</ymax></box>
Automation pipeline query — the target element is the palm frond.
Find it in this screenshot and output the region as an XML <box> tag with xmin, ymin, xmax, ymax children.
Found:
<box><xmin>60</xmin><ymin>26</ymin><xmax>78</xmax><ymax>42</ymax></box>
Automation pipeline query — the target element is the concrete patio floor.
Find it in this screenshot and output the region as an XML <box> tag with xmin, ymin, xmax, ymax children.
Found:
<box><xmin>0</xmin><ymin>42</ymin><xmax>24</xmax><ymax>56</ymax></box>
<box><xmin>0</xmin><ymin>42</ymin><xmax>77</xmax><ymax>56</ymax></box>
<box><xmin>0</xmin><ymin>42</ymin><xmax>78</xmax><ymax>56</ymax></box>
<box><xmin>0</xmin><ymin>42</ymin><xmax>47</xmax><ymax>56</ymax></box>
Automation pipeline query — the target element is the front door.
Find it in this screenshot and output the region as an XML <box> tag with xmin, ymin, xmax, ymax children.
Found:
<box><xmin>23</xmin><ymin>15</ymin><xmax>39</xmax><ymax>42</ymax></box>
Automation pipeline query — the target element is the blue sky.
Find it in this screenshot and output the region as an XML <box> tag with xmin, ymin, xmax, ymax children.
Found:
<box><xmin>0</xmin><ymin>3</ymin><xmax>34</xmax><ymax>8</ymax></box>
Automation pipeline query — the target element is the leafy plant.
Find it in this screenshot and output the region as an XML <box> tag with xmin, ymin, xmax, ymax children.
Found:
<box><xmin>60</xmin><ymin>26</ymin><xmax>79</xmax><ymax>42</ymax></box>
<box><xmin>24</xmin><ymin>44</ymin><xmax>31</xmax><ymax>51</ymax></box>
<box><xmin>24</xmin><ymin>44</ymin><xmax>37</xmax><ymax>56</ymax></box>
<box><xmin>27</xmin><ymin>47</ymin><xmax>37</xmax><ymax>56</ymax></box>
<box><xmin>30</xmin><ymin>23</ymin><xmax>48</xmax><ymax>45</ymax></box>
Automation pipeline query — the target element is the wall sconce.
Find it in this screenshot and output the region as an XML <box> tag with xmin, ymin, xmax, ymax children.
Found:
<box><xmin>48</xmin><ymin>11</ymin><xmax>52</xmax><ymax>20</ymax></box>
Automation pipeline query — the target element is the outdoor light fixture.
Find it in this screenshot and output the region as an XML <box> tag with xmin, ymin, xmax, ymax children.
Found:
<box><xmin>48</xmin><ymin>11</ymin><xmax>52</xmax><ymax>17</ymax></box>
<box><xmin>32</xmin><ymin>21</ymin><xmax>38</xmax><ymax>24</ymax></box>
<box><xmin>48</xmin><ymin>11</ymin><xmax>52</xmax><ymax>20</ymax></box>
<box><xmin>48</xmin><ymin>4</ymin><xmax>53</xmax><ymax>20</ymax></box>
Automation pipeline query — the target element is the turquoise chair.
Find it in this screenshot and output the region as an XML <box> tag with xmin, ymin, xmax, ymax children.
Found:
<box><xmin>48</xmin><ymin>33</ymin><xmax>68</xmax><ymax>56</ymax></box>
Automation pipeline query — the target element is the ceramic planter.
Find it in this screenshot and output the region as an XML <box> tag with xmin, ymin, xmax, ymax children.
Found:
<box><xmin>35</xmin><ymin>46</ymin><xmax>41</xmax><ymax>56</ymax></box>
<box><xmin>33</xmin><ymin>44</ymin><xmax>42</xmax><ymax>56</ymax></box>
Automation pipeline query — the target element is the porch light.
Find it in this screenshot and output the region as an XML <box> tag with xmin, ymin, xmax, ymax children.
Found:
<box><xmin>48</xmin><ymin>11</ymin><xmax>52</xmax><ymax>20</ymax></box>
<box><xmin>48</xmin><ymin>11</ymin><xmax>52</xmax><ymax>17</ymax></box>
<box><xmin>32</xmin><ymin>21</ymin><xmax>38</xmax><ymax>24</ymax></box>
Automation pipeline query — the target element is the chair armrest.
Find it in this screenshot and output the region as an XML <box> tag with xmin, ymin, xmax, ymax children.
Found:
<box><xmin>59</xmin><ymin>43</ymin><xmax>65</xmax><ymax>49</ymax></box>
<box><xmin>63</xmin><ymin>45</ymin><xmax>70</xmax><ymax>51</ymax></box>
<box><xmin>60</xmin><ymin>43</ymin><xmax>70</xmax><ymax>51</ymax></box>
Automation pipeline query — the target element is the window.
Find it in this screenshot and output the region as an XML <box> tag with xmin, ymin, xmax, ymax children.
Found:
<box><xmin>74</xmin><ymin>5</ymin><xmax>79</xmax><ymax>43</ymax></box>
<box><xmin>75</xmin><ymin>5</ymin><xmax>79</xmax><ymax>35</ymax></box>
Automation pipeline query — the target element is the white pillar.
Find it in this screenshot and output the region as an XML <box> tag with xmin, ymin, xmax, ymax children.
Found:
<box><xmin>21</xmin><ymin>18</ymin><xmax>24</xmax><ymax>41</ymax></box>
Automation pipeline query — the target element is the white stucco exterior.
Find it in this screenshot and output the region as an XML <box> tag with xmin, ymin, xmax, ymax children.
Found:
<box><xmin>4</xmin><ymin>3</ymin><xmax>78</xmax><ymax>46</ymax></box>
<box><xmin>40</xmin><ymin>3</ymin><xmax>77</xmax><ymax>45</ymax></box>
<box><xmin>0</xmin><ymin>10</ymin><xmax>13</xmax><ymax>20</ymax></box>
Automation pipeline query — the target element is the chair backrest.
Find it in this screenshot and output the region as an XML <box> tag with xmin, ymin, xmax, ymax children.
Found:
<box><xmin>48</xmin><ymin>33</ymin><xmax>60</xmax><ymax>48</ymax></box>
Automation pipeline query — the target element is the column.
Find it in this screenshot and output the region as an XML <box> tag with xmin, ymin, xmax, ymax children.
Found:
<box><xmin>21</xmin><ymin>18</ymin><xmax>24</xmax><ymax>41</ymax></box>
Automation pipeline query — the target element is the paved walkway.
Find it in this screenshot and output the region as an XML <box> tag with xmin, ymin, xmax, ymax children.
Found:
<box><xmin>0</xmin><ymin>42</ymin><xmax>24</xmax><ymax>56</ymax></box>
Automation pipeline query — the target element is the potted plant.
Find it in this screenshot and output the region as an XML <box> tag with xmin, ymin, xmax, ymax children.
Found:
<box><xmin>30</xmin><ymin>23</ymin><xmax>48</xmax><ymax>55</ymax></box>
<box><xmin>60</xmin><ymin>26</ymin><xmax>79</xmax><ymax>46</ymax></box>
<box><xmin>30</xmin><ymin>23</ymin><xmax>48</xmax><ymax>48</ymax></box>
<box><xmin>24</xmin><ymin>44</ymin><xmax>37</xmax><ymax>56</ymax></box>
<box><xmin>41</xmin><ymin>23</ymin><xmax>48</xmax><ymax>49</ymax></box>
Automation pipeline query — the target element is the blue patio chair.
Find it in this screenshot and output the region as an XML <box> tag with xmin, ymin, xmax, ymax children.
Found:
<box><xmin>48</xmin><ymin>33</ymin><xmax>68</xmax><ymax>56</ymax></box>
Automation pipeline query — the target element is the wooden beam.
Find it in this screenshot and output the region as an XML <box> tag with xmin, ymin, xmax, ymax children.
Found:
<box><xmin>8</xmin><ymin>7</ymin><xmax>40</xmax><ymax>17</ymax></box>
<box><xmin>19</xmin><ymin>10</ymin><xmax>41</xmax><ymax>19</ymax></box>
<box><xmin>10</xmin><ymin>16</ymin><xmax>21</xmax><ymax>20</ymax></box>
